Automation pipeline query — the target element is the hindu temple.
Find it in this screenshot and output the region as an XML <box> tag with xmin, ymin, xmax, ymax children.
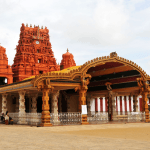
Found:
<box><xmin>0</xmin><ymin>23</ymin><xmax>150</xmax><ymax>127</ymax></box>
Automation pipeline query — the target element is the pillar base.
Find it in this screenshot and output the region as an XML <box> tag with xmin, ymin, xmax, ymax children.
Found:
<box><xmin>40</xmin><ymin>123</ymin><xmax>53</xmax><ymax>127</ymax></box>
<box><xmin>81</xmin><ymin>114</ymin><xmax>89</xmax><ymax>125</ymax></box>
<box><xmin>17</xmin><ymin>121</ymin><xmax>28</xmax><ymax>125</ymax></box>
<box><xmin>81</xmin><ymin>122</ymin><xmax>89</xmax><ymax>125</ymax></box>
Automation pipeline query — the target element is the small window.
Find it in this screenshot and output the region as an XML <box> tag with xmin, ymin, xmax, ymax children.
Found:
<box><xmin>38</xmin><ymin>59</ymin><xmax>41</xmax><ymax>63</ymax></box>
<box><xmin>39</xmin><ymin>71</ymin><xmax>43</xmax><ymax>74</ymax></box>
<box><xmin>37</xmin><ymin>50</ymin><xmax>39</xmax><ymax>53</ymax></box>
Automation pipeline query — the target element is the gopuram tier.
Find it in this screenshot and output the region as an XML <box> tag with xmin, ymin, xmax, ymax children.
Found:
<box><xmin>12</xmin><ymin>23</ymin><xmax>60</xmax><ymax>82</ymax></box>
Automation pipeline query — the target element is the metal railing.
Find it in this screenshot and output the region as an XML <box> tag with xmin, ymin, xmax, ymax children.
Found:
<box><xmin>57</xmin><ymin>112</ymin><xmax>81</xmax><ymax>125</ymax></box>
<box><xmin>115</xmin><ymin>111</ymin><xmax>145</xmax><ymax>122</ymax></box>
<box><xmin>0</xmin><ymin>111</ymin><xmax>146</xmax><ymax>126</ymax></box>
<box><xmin>87</xmin><ymin>111</ymin><xmax>108</xmax><ymax>124</ymax></box>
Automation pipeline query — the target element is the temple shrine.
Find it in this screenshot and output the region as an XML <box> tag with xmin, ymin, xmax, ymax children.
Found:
<box><xmin>0</xmin><ymin>24</ymin><xmax>150</xmax><ymax>127</ymax></box>
<box><xmin>12</xmin><ymin>23</ymin><xmax>59</xmax><ymax>82</ymax></box>
<box><xmin>60</xmin><ymin>48</ymin><xmax>76</xmax><ymax>70</ymax></box>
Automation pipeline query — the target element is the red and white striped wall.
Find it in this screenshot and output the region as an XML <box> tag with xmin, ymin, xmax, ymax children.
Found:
<box><xmin>90</xmin><ymin>96</ymin><xmax>150</xmax><ymax>112</ymax></box>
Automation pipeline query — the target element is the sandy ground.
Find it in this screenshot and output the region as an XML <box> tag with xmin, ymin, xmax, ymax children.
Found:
<box><xmin>0</xmin><ymin>123</ymin><xmax>150</xmax><ymax>150</ymax></box>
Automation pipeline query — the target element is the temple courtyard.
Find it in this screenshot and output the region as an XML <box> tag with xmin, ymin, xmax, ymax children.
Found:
<box><xmin>0</xmin><ymin>123</ymin><xmax>150</xmax><ymax>150</ymax></box>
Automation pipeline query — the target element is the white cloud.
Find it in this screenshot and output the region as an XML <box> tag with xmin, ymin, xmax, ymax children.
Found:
<box><xmin>0</xmin><ymin>0</ymin><xmax>150</xmax><ymax>75</ymax></box>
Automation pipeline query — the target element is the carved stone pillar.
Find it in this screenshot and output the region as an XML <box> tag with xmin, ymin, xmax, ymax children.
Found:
<box><xmin>51</xmin><ymin>90</ymin><xmax>60</xmax><ymax>125</ymax></box>
<box><xmin>137</xmin><ymin>78</ymin><xmax>150</xmax><ymax>122</ymax></box>
<box><xmin>79</xmin><ymin>89</ymin><xmax>89</xmax><ymax>125</ymax></box>
<box><xmin>133</xmin><ymin>95</ymin><xmax>138</xmax><ymax>112</ymax></box>
<box><xmin>78</xmin><ymin>91</ymin><xmax>81</xmax><ymax>112</ymax></box>
<box><xmin>40</xmin><ymin>88</ymin><xmax>52</xmax><ymax>127</ymax></box>
<box><xmin>2</xmin><ymin>93</ymin><xmax>8</xmax><ymax>114</ymax></box>
<box><xmin>142</xmin><ymin>92</ymin><xmax>149</xmax><ymax>122</ymax></box>
<box><xmin>15</xmin><ymin>96</ymin><xmax>19</xmax><ymax>112</ymax></box>
<box><xmin>87</xmin><ymin>94</ymin><xmax>92</xmax><ymax>116</ymax></box>
<box><xmin>109</xmin><ymin>91</ymin><xmax>117</xmax><ymax>121</ymax></box>
<box><xmin>18</xmin><ymin>91</ymin><xmax>27</xmax><ymax>124</ymax></box>
<box><xmin>67</xmin><ymin>98</ymin><xmax>71</xmax><ymax>112</ymax></box>
<box><xmin>31</xmin><ymin>94</ymin><xmax>38</xmax><ymax>113</ymax></box>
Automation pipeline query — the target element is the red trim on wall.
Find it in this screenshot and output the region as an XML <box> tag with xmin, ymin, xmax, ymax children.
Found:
<box><xmin>129</xmin><ymin>96</ymin><xmax>131</xmax><ymax>112</ymax></box>
<box><xmin>95</xmin><ymin>98</ymin><xmax>98</xmax><ymax>112</ymax></box>
<box><xmin>105</xmin><ymin>98</ymin><xmax>108</xmax><ymax>112</ymax></box>
<box><xmin>116</xmin><ymin>96</ymin><xmax>118</xmax><ymax>112</ymax></box>
<box><xmin>87</xmin><ymin>62</ymin><xmax>124</xmax><ymax>72</ymax></box>
<box><xmin>120</xmin><ymin>96</ymin><xmax>122</xmax><ymax>112</ymax></box>
<box><xmin>88</xmin><ymin>76</ymin><xmax>140</xmax><ymax>87</ymax></box>
<box><xmin>100</xmin><ymin>98</ymin><xmax>103</xmax><ymax>112</ymax></box>
<box><xmin>124</xmin><ymin>96</ymin><xmax>127</xmax><ymax>112</ymax></box>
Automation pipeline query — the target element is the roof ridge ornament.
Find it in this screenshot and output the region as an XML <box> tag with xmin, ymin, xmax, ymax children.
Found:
<box><xmin>110</xmin><ymin>52</ymin><xmax>117</xmax><ymax>58</ymax></box>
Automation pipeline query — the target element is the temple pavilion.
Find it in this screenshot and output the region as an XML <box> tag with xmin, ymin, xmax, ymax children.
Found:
<box><xmin>0</xmin><ymin>24</ymin><xmax>150</xmax><ymax>126</ymax></box>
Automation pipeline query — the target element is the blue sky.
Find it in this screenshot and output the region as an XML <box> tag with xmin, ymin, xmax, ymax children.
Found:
<box><xmin>0</xmin><ymin>0</ymin><xmax>150</xmax><ymax>75</ymax></box>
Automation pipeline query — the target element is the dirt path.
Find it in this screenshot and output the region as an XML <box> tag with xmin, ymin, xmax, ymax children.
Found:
<box><xmin>0</xmin><ymin>123</ymin><xmax>150</xmax><ymax>150</ymax></box>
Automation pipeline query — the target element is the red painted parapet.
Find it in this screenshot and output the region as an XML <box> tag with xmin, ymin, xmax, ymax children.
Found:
<box><xmin>12</xmin><ymin>23</ymin><xmax>60</xmax><ymax>82</ymax></box>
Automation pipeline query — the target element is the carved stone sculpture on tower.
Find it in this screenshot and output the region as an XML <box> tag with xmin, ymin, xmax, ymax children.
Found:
<box><xmin>12</xmin><ymin>23</ymin><xmax>60</xmax><ymax>82</ymax></box>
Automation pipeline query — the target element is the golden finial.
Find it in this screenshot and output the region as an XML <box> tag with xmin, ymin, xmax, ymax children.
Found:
<box><xmin>41</xmin><ymin>26</ymin><xmax>43</xmax><ymax>29</ymax></box>
<box><xmin>67</xmin><ymin>48</ymin><xmax>69</xmax><ymax>52</ymax></box>
<box><xmin>34</xmin><ymin>25</ymin><xmax>35</xmax><ymax>28</ymax></box>
<box><xmin>30</xmin><ymin>24</ymin><xmax>32</xmax><ymax>27</ymax></box>
<box><xmin>26</xmin><ymin>23</ymin><xmax>28</xmax><ymax>27</ymax></box>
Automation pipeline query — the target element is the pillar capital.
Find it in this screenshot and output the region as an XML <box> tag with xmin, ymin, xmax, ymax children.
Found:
<box><xmin>31</xmin><ymin>93</ymin><xmax>38</xmax><ymax>98</ymax></box>
<box><xmin>52</xmin><ymin>90</ymin><xmax>59</xmax><ymax>97</ymax></box>
<box><xmin>2</xmin><ymin>93</ymin><xmax>8</xmax><ymax>98</ymax></box>
<box><xmin>18</xmin><ymin>90</ymin><xmax>26</xmax><ymax>96</ymax></box>
<box><xmin>108</xmin><ymin>91</ymin><xmax>117</xmax><ymax>97</ymax></box>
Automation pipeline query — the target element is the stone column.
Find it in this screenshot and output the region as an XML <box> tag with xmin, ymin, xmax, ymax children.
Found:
<box><xmin>15</xmin><ymin>96</ymin><xmax>19</xmax><ymax>112</ymax></box>
<box><xmin>109</xmin><ymin>91</ymin><xmax>117</xmax><ymax>121</ymax></box>
<box><xmin>2</xmin><ymin>93</ymin><xmax>8</xmax><ymax>114</ymax></box>
<box><xmin>142</xmin><ymin>92</ymin><xmax>149</xmax><ymax>122</ymax></box>
<box><xmin>67</xmin><ymin>97</ymin><xmax>71</xmax><ymax>112</ymax></box>
<box><xmin>40</xmin><ymin>88</ymin><xmax>52</xmax><ymax>127</ymax></box>
<box><xmin>133</xmin><ymin>95</ymin><xmax>138</xmax><ymax>112</ymax></box>
<box><xmin>78</xmin><ymin>91</ymin><xmax>81</xmax><ymax>112</ymax></box>
<box><xmin>31</xmin><ymin>94</ymin><xmax>38</xmax><ymax>113</ymax></box>
<box><xmin>18</xmin><ymin>91</ymin><xmax>27</xmax><ymax>124</ymax></box>
<box><xmin>87</xmin><ymin>94</ymin><xmax>91</xmax><ymax>117</ymax></box>
<box><xmin>51</xmin><ymin>90</ymin><xmax>60</xmax><ymax>125</ymax></box>
<box><xmin>79</xmin><ymin>89</ymin><xmax>89</xmax><ymax>125</ymax></box>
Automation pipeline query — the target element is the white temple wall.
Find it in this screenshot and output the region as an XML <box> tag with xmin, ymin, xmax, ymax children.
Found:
<box><xmin>90</xmin><ymin>95</ymin><xmax>148</xmax><ymax>113</ymax></box>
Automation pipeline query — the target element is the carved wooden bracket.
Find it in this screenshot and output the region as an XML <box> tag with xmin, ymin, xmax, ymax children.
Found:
<box><xmin>105</xmin><ymin>82</ymin><xmax>112</xmax><ymax>91</ymax></box>
<box><xmin>137</xmin><ymin>78</ymin><xmax>150</xmax><ymax>94</ymax></box>
<box><xmin>37</xmin><ymin>78</ymin><xmax>54</xmax><ymax>92</ymax></box>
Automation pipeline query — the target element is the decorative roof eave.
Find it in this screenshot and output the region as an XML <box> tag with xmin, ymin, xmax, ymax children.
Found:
<box><xmin>0</xmin><ymin>81</ymin><xmax>33</xmax><ymax>93</ymax></box>
<box><xmin>31</xmin><ymin>52</ymin><xmax>150</xmax><ymax>87</ymax></box>
<box><xmin>78</xmin><ymin>52</ymin><xmax>150</xmax><ymax>79</ymax></box>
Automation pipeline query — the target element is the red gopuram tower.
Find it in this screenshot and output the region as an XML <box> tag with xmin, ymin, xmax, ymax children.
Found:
<box><xmin>12</xmin><ymin>23</ymin><xmax>60</xmax><ymax>82</ymax></box>
<box><xmin>0</xmin><ymin>45</ymin><xmax>13</xmax><ymax>84</ymax></box>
